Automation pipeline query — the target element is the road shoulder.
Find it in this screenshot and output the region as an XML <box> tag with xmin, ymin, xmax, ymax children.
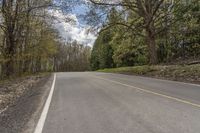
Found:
<box><xmin>0</xmin><ymin>74</ymin><xmax>53</xmax><ymax>133</ymax></box>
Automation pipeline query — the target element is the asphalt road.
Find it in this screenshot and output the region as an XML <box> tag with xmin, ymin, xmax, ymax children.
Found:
<box><xmin>41</xmin><ymin>72</ymin><xmax>200</xmax><ymax>133</ymax></box>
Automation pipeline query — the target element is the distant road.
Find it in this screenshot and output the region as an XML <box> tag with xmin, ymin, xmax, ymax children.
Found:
<box><xmin>40</xmin><ymin>72</ymin><xmax>200</xmax><ymax>133</ymax></box>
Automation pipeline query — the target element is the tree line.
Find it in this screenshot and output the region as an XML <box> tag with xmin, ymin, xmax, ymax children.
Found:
<box><xmin>53</xmin><ymin>41</ymin><xmax>91</xmax><ymax>72</ymax></box>
<box><xmin>0</xmin><ymin>0</ymin><xmax>199</xmax><ymax>77</ymax></box>
<box><xmin>0</xmin><ymin>0</ymin><xmax>91</xmax><ymax>79</ymax></box>
<box><xmin>89</xmin><ymin>0</ymin><xmax>200</xmax><ymax>70</ymax></box>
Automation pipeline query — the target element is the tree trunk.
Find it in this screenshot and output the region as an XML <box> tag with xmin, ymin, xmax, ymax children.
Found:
<box><xmin>2</xmin><ymin>0</ymin><xmax>18</xmax><ymax>77</ymax></box>
<box><xmin>146</xmin><ymin>25</ymin><xmax>158</xmax><ymax>65</ymax></box>
<box><xmin>5</xmin><ymin>36</ymin><xmax>15</xmax><ymax>77</ymax></box>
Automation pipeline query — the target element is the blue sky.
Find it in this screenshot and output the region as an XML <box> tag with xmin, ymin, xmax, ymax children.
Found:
<box><xmin>72</xmin><ymin>4</ymin><xmax>87</xmax><ymax>15</ymax></box>
<box><xmin>50</xmin><ymin>0</ymin><xmax>96</xmax><ymax>46</ymax></box>
<box><xmin>72</xmin><ymin>4</ymin><xmax>89</xmax><ymax>26</ymax></box>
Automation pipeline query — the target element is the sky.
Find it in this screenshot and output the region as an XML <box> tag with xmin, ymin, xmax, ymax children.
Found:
<box><xmin>50</xmin><ymin>1</ymin><xmax>96</xmax><ymax>47</ymax></box>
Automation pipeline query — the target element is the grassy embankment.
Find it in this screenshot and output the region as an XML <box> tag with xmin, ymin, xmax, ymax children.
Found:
<box><xmin>98</xmin><ymin>64</ymin><xmax>200</xmax><ymax>84</ymax></box>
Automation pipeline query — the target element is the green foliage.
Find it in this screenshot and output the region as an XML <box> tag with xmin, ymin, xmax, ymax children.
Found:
<box><xmin>98</xmin><ymin>65</ymin><xmax>156</xmax><ymax>75</ymax></box>
<box><xmin>90</xmin><ymin>28</ymin><xmax>115</xmax><ymax>70</ymax></box>
<box><xmin>91</xmin><ymin>1</ymin><xmax>200</xmax><ymax>69</ymax></box>
<box><xmin>113</xmin><ymin>42</ymin><xmax>147</xmax><ymax>67</ymax></box>
<box><xmin>156</xmin><ymin>0</ymin><xmax>200</xmax><ymax>62</ymax></box>
<box><xmin>0</xmin><ymin>0</ymin><xmax>91</xmax><ymax>79</ymax></box>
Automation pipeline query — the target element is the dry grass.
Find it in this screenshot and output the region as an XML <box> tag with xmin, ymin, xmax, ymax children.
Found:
<box><xmin>98</xmin><ymin>64</ymin><xmax>200</xmax><ymax>83</ymax></box>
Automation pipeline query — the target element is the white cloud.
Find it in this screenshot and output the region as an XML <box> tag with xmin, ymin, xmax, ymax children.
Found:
<box><xmin>49</xmin><ymin>9</ymin><xmax>96</xmax><ymax>46</ymax></box>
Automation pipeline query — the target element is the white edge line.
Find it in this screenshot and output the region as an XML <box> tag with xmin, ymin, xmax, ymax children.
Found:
<box><xmin>93</xmin><ymin>76</ymin><xmax>200</xmax><ymax>109</ymax></box>
<box><xmin>34</xmin><ymin>73</ymin><xmax>56</xmax><ymax>133</ymax></box>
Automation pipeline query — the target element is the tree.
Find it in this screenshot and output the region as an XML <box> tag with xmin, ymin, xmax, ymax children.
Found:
<box><xmin>87</xmin><ymin>0</ymin><xmax>191</xmax><ymax>64</ymax></box>
<box><xmin>53</xmin><ymin>41</ymin><xmax>91</xmax><ymax>72</ymax></box>
<box><xmin>90</xmin><ymin>29</ymin><xmax>114</xmax><ymax>70</ymax></box>
<box><xmin>88</xmin><ymin>0</ymin><xmax>200</xmax><ymax>68</ymax></box>
<box><xmin>0</xmin><ymin>0</ymin><xmax>90</xmax><ymax>79</ymax></box>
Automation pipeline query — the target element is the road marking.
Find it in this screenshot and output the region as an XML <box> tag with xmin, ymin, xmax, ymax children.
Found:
<box><xmin>34</xmin><ymin>73</ymin><xmax>56</xmax><ymax>133</ymax></box>
<box><xmin>102</xmin><ymin>72</ymin><xmax>200</xmax><ymax>87</ymax></box>
<box><xmin>93</xmin><ymin>76</ymin><xmax>200</xmax><ymax>109</ymax></box>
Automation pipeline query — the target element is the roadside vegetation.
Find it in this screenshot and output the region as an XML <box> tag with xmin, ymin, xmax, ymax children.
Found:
<box><xmin>89</xmin><ymin>1</ymin><xmax>199</xmax><ymax>68</ymax></box>
<box><xmin>0</xmin><ymin>0</ymin><xmax>90</xmax><ymax>80</ymax></box>
<box><xmin>0</xmin><ymin>0</ymin><xmax>199</xmax><ymax>80</ymax></box>
<box><xmin>0</xmin><ymin>0</ymin><xmax>90</xmax><ymax>119</ymax></box>
<box><xmin>98</xmin><ymin>64</ymin><xmax>200</xmax><ymax>83</ymax></box>
<box><xmin>88</xmin><ymin>0</ymin><xmax>200</xmax><ymax>82</ymax></box>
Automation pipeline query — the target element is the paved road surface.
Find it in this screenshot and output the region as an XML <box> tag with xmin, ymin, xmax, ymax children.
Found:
<box><xmin>42</xmin><ymin>72</ymin><xmax>200</xmax><ymax>133</ymax></box>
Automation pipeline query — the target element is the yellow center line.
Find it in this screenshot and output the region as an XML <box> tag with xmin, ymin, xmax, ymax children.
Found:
<box><xmin>93</xmin><ymin>76</ymin><xmax>200</xmax><ymax>109</ymax></box>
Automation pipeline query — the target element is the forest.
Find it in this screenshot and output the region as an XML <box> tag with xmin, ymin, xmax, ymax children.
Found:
<box><xmin>0</xmin><ymin>0</ymin><xmax>90</xmax><ymax>79</ymax></box>
<box><xmin>89</xmin><ymin>0</ymin><xmax>200</xmax><ymax>70</ymax></box>
<box><xmin>0</xmin><ymin>0</ymin><xmax>199</xmax><ymax>79</ymax></box>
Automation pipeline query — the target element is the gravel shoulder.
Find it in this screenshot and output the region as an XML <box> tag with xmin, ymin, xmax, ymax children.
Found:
<box><xmin>0</xmin><ymin>74</ymin><xmax>53</xmax><ymax>133</ymax></box>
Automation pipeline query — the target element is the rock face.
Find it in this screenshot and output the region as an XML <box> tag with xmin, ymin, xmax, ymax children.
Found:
<box><xmin>0</xmin><ymin>74</ymin><xmax>52</xmax><ymax>133</ymax></box>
